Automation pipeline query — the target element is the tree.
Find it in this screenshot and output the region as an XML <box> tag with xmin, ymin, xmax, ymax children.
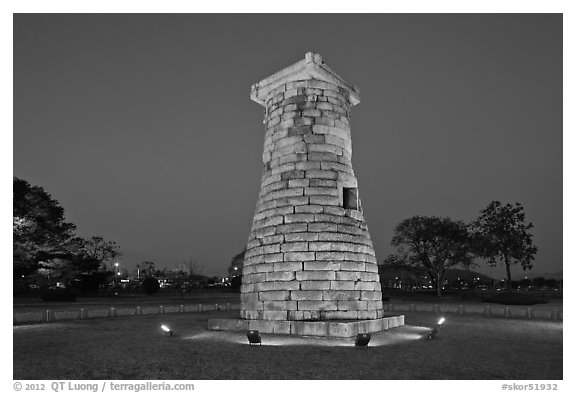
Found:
<box><xmin>13</xmin><ymin>177</ymin><xmax>76</xmax><ymax>278</ymax></box>
<box><xmin>387</xmin><ymin>216</ymin><xmax>475</xmax><ymax>297</ymax></box>
<box><xmin>471</xmin><ymin>201</ymin><xmax>537</xmax><ymax>290</ymax></box>
<box><xmin>227</xmin><ymin>249</ymin><xmax>245</xmax><ymax>277</ymax></box>
<box><xmin>142</xmin><ymin>276</ymin><xmax>160</xmax><ymax>295</ymax></box>
<box><xmin>79</xmin><ymin>236</ymin><xmax>121</xmax><ymax>269</ymax></box>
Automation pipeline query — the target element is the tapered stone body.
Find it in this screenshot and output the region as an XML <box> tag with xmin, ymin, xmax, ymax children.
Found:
<box><xmin>240</xmin><ymin>52</ymin><xmax>383</xmax><ymax>321</ymax></box>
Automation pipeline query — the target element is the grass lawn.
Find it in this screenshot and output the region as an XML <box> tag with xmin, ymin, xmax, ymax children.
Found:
<box><xmin>13</xmin><ymin>310</ymin><xmax>562</xmax><ymax>380</ymax></box>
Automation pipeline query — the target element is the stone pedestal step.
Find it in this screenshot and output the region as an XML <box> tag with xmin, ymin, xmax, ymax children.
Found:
<box><xmin>207</xmin><ymin>315</ymin><xmax>404</xmax><ymax>338</ymax></box>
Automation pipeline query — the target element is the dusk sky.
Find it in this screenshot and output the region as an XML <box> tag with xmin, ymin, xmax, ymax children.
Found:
<box><xmin>13</xmin><ymin>14</ymin><xmax>562</xmax><ymax>278</ymax></box>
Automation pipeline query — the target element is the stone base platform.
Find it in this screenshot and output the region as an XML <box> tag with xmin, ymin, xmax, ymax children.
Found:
<box><xmin>208</xmin><ymin>315</ymin><xmax>404</xmax><ymax>338</ymax></box>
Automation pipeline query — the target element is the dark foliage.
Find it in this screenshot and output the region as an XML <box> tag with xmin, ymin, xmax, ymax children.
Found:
<box><xmin>141</xmin><ymin>276</ymin><xmax>160</xmax><ymax>295</ymax></box>
<box><xmin>40</xmin><ymin>288</ymin><xmax>77</xmax><ymax>302</ymax></box>
<box><xmin>230</xmin><ymin>275</ymin><xmax>242</xmax><ymax>292</ymax></box>
<box><xmin>471</xmin><ymin>201</ymin><xmax>537</xmax><ymax>290</ymax></box>
<box><xmin>481</xmin><ymin>292</ymin><xmax>546</xmax><ymax>305</ymax></box>
<box><xmin>387</xmin><ymin>216</ymin><xmax>475</xmax><ymax>297</ymax></box>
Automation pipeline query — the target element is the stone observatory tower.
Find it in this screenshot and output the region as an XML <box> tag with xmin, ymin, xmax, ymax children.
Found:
<box><xmin>209</xmin><ymin>52</ymin><xmax>403</xmax><ymax>337</ymax></box>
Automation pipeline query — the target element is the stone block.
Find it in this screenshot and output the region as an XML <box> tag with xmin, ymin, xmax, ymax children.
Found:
<box><xmin>360</xmin><ymin>291</ymin><xmax>383</xmax><ymax>301</ymax></box>
<box><xmin>288</xmin><ymin>179</ymin><xmax>310</xmax><ymax>188</ymax></box>
<box><xmin>241</xmin><ymin>310</ymin><xmax>261</xmax><ymax>319</ymax></box>
<box><xmin>381</xmin><ymin>317</ymin><xmax>389</xmax><ymax>329</ymax></box>
<box><xmin>279</xmin><ymin>153</ymin><xmax>308</xmax><ymax>165</ymax></box>
<box><xmin>290</xmin><ymin>290</ymin><xmax>323</xmax><ymax>301</ymax></box>
<box><xmin>285</xmin><ymin>232</ymin><xmax>318</xmax><ymax>242</ymax></box>
<box><xmin>253</xmin><ymin>282</ymin><xmax>275</xmax><ymax>292</ymax></box>
<box><xmin>276</xmin><ymin>223</ymin><xmax>308</xmax><ymax>234</ymax></box>
<box><xmin>303</xmin><ymin>134</ymin><xmax>326</xmax><ymax>144</ymax></box>
<box><xmin>291</xmin><ymin>321</ymin><xmax>328</xmax><ymax>336</ymax></box>
<box><xmin>314</xmin><ymin>117</ymin><xmax>336</xmax><ymax>127</ymax></box>
<box><xmin>248</xmin><ymin>320</ymin><xmax>275</xmax><ymax>334</ymax></box>
<box><xmin>243</xmin><ymin>301</ymin><xmax>264</xmax><ymax>310</ymax></box>
<box><xmin>259</xmin><ymin>290</ymin><xmax>291</xmax><ymax>301</ymax></box>
<box><xmin>357</xmin><ymin>311</ymin><xmax>378</xmax><ymax>320</ymax></box>
<box><xmin>303</xmin><ymin>261</ymin><xmax>340</xmax><ymax>271</ymax></box>
<box><xmin>335</xmin><ymin>271</ymin><xmax>362</xmax><ymax>281</ymax></box>
<box><xmin>287</xmin><ymin>310</ymin><xmax>317</xmax><ymax>320</ymax></box>
<box><xmin>280</xmin><ymin>169</ymin><xmax>305</xmax><ymax>181</ymax></box>
<box><xmin>297</xmin><ymin>300</ymin><xmax>338</xmax><ymax>311</ymax></box>
<box><xmin>288</xmin><ymin>125</ymin><xmax>313</xmax><ymax>136</ymax></box>
<box><xmin>305</xmin><ymin>169</ymin><xmax>338</xmax><ymax>180</ymax></box>
<box><xmin>331</xmin><ymin>280</ymin><xmax>355</xmax><ymax>290</ymax></box>
<box><xmin>315</xmin><ymin>251</ymin><xmax>346</xmax><ymax>261</ymax></box>
<box><xmin>260</xmin><ymin>234</ymin><xmax>285</xmax><ymax>245</ymax></box>
<box><xmin>321</xmin><ymin>310</ymin><xmax>358</xmax><ymax>320</ymax></box>
<box><xmin>366</xmin><ymin>300</ymin><xmax>383</xmax><ymax>310</ymax></box>
<box><xmin>338</xmin><ymin>300</ymin><xmax>368</xmax><ymax>311</ymax></box>
<box><xmin>294</xmin><ymin>116</ymin><xmax>313</xmax><ymax>126</ymax></box>
<box><xmin>323</xmin><ymin>205</ymin><xmax>346</xmax><ymax>215</ymax></box>
<box><xmin>261</xmin><ymin>311</ymin><xmax>289</xmax><ymax>320</ymax></box>
<box><xmin>308</xmin><ymin>151</ymin><xmax>340</xmax><ymax>163</ymax></box>
<box><xmin>270</xmin><ymin>164</ymin><xmax>295</xmax><ymax>176</ymax></box>
<box><xmin>263</xmin><ymin>301</ymin><xmax>297</xmax><ymax>311</ymax></box>
<box><xmin>280</xmin><ymin>242</ymin><xmax>309</xmax><ymax>252</ymax></box>
<box><xmin>263</xmin><ymin>253</ymin><xmax>284</xmax><ymax>263</ymax></box>
<box><xmin>254</xmin><ymin>264</ymin><xmax>275</xmax><ymax>273</ymax></box>
<box><xmin>308</xmin><ymin>144</ymin><xmax>343</xmax><ymax>156</ymax></box>
<box><xmin>365</xmin><ymin>263</ymin><xmax>379</xmax><ymax>273</ymax></box>
<box><xmin>295</xmin><ymin>161</ymin><xmax>321</xmax><ymax>170</ymax></box>
<box><xmin>284</xmin><ymin>213</ymin><xmax>316</xmax><ymax>223</ymax></box>
<box><xmin>339</xmin><ymin>261</ymin><xmax>366</xmax><ymax>271</ymax></box>
<box><xmin>266</xmin><ymin>271</ymin><xmax>296</xmax><ymax>281</ymax></box>
<box><xmin>240</xmin><ymin>292</ymin><xmax>259</xmax><ymax>302</ymax></box>
<box><xmin>318</xmin><ymin>232</ymin><xmax>371</xmax><ymax>244</ymax></box>
<box><xmin>323</xmin><ymin>290</ymin><xmax>360</xmax><ymax>301</ymax></box>
<box><xmin>308</xmin><ymin>222</ymin><xmax>338</xmax><ymax>232</ymax></box>
<box><xmin>304</xmin><ymin>187</ymin><xmax>339</xmax><ymax>196</ymax></box>
<box><xmin>284</xmin><ymin>251</ymin><xmax>315</xmax><ymax>262</ymax></box>
<box><xmin>355</xmin><ymin>282</ymin><xmax>380</xmax><ymax>291</ymax></box>
<box><xmin>295</xmin><ymin>204</ymin><xmax>324</xmax><ymax>214</ymax></box>
<box><xmin>327</xmin><ymin>322</ymin><xmax>358</xmax><ymax>338</ymax></box>
<box><xmin>245</xmin><ymin>244</ymin><xmax>281</xmax><ymax>258</ymax></box>
<box><xmin>273</xmin><ymin>261</ymin><xmax>303</xmax><ymax>272</ymax></box>
<box><xmin>300</xmin><ymin>280</ymin><xmax>331</xmax><ymax>290</ymax></box>
<box><xmin>273</xmin><ymin>281</ymin><xmax>300</xmax><ymax>291</ymax></box>
<box><xmin>266</xmin><ymin>187</ymin><xmax>303</xmax><ymax>201</ymax></box>
<box><xmin>275</xmin><ymin>196</ymin><xmax>311</xmax><ymax>209</ymax></box>
<box><xmin>243</xmin><ymin>273</ymin><xmax>266</xmax><ymax>284</ymax></box>
<box><xmin>309</xmin><ymin>196</ymin><xmax>340</xmax><ymax>206</ymax></box>
<box><xmin>296</xmin><ymin>271</ymin><xmax>336</xmax><ymax>281</ymax></box>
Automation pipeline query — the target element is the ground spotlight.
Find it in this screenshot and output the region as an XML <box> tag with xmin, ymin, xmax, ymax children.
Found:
<box><xmin>427</xmin><ymin>317</ymin><xmax>446</xmax><ymax>339</ymax></box>
<box><xmin>161</xmin><ymin>324</ymin><xmax>174</xmax><ymax>336</ymax></box>
<box><xmin>247</xmin><ymin>330</ymin><xmax>261</xmax><ymax>345</ymax></box>
<box><xmin>355</xmin><ymin>333</ymin><xmax>371</xmax><ymax>347</ymax></box>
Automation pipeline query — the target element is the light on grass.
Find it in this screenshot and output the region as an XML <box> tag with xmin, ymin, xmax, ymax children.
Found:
<box><xmin>161</xmin><ymin>325</ymin><xmax>174</xmax><ymax>336</ymax></box>
<box><xmin>355</xmin><ymin>333</ymin><xmax>371</xmax><ymax>347</ymax></box>
<box><xmin>247</xmin><ymin>330</ymin><xmax>261</xmax><ymax>345</ymax></box>
<box><xmin>427</xmin><ymin>317</ymin><xmax>446</xmax><ymax>339</ymax></box>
